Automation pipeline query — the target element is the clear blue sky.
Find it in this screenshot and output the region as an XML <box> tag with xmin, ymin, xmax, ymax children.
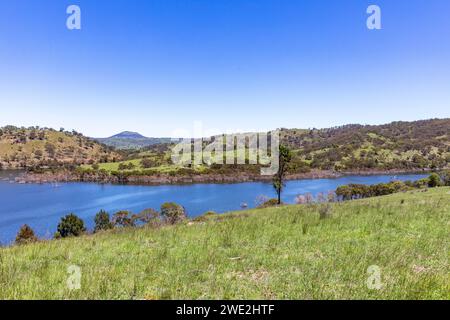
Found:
<box><xmin>1</xmin><ymin>0</ymin><xmax>449</xmax><ymax>137</ymax></box>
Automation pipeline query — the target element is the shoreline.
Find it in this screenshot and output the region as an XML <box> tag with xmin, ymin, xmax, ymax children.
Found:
<box><xmin>10</xmin><ymin>168</ymin><xmax>432</xmax><ymax>186</ymax></box>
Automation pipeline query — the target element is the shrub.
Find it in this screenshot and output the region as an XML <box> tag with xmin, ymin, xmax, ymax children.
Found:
<box><xmin>318</xmin><ymin>204</ymin><xmax>332</xmax><ymax>219</ymax></box>
<box><xmin>94</xmin><ymin>210</ymin><xmax>113</xmax><ymax>233</ymax></box>
<box><xmin>336</xmin><ymin>185</ymin><xmax>353</xmax><ymax>201</ymax></box>
<box><xmin>160</xmin><ymin>202</ymin><xmax>186</xmax><ymax>224</ymax></box>
<box><xmin>440</xmin><ymin>170</ymin><xmax>450</xmax><ymax>186</ymax></box>
<box><xmin>414</xmin><ymin>178</ymin><xmax>430</xmax><ymax>189</ymax></box>
<box><xmin>255</xmin><ymin>195</ymin><xmax>270</xmax><ymax>207</ymax></box>
<box><xmin>258</xmin><ymin>198</ymin><xmax>281</xmax><ymax>208</ymax></box>
<box><xmin>140</xmin><ymin>158</ymin><xmax>156</xmax><ymax>169</ymax></box>
<box><xmin>132</xmin><ymin>208</ymin><xmax>161</xmax><ymax>226</ymax></box>
<box><xmin>112</xmin><ymin>211</ymin><xmax>135</xmax><ymax>227</ymax></box>
<box><xmin>56</xmin><ymin>213</ymin><xmax>86</xmax><ymax>238</ymax></box>
<box><xmin>193</xmin><ymin>211</ymin><xmax>217</xmax><ymax>222</ymax></box>
<box><xmin>428</xmin><ymin>173</ymin><xmax>442</xmax><ymax>188</ymax></box>
<box><xmin>15</xmin><ymin>224</ymin><xmax>38</xmax><ymax>245</ymax></box>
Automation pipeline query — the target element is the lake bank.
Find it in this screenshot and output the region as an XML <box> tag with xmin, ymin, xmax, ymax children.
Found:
<box><xmin>14</xmin><ymin>168</ymin><xmax>431</xmax><ymax>186</ymax></box>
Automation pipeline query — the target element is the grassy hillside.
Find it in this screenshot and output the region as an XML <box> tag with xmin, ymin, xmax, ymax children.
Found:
<box><xmin>1</xmin><ymin>188</ymin><xmax>448</xmax><ymax>300</ymax></box>
<box><xmin>281</xmin><ymin>118</ymin><xmax>450</xmax><ymax>171</ymax></box>
<box><xmin>0</xmin><ymin>126</ymin><xmax>121</xmax><ymax>169</ymax></box>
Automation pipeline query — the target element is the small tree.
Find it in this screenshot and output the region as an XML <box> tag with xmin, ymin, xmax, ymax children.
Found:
<box><xmin>94</xmin><ymin>210</ymin><xmax>113</xmax><ymax>233</ymax></box>
<box><xmin>440</xmin><ymin>170</ymin><xmax>450</xmax><ymax>186</ymax></box>
<box><xmin>428</xmin><ymin>173</ymin><xmax>441</xmax><ymax>188</ymax></box>
<box><xmin>56</xmin><ymin>213</ymin><xmax>86</xmax><ymax>238</ymax></box>
<box><xmin>132</xmin><ymin>208</ymin><xmax>161</xmax><ymax>226</ymax></box>
<box><xmin>140</xmin><ymin>158</ymin><xmax>156</xmax><ymax>169</ymax></box>
<box><xmin>112</xmin><ymin>210</ymin><xmax>135</xmax><ymax>227</ymax></box>
<box><xmin>273</xmin><ymin>145</ymin><xmax>292</xmax><ymax>204</ymax></box>
<box><xmin>15</xmin><ymin>224</ymin><xmax>38</xmax><ymax>245</ymax></box>
<box><xmin>160</xmin><ymin>202</ymin><xmax>186</xmax><ymax>225</ymax></box>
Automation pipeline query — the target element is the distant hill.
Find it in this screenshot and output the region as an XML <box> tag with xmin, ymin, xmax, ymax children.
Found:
<box><xmin>0</xmin><ymin>126</ymin><xmax>121</xmax><ymax>170</ymax></box>
<box><xmin>94</xmin><ymin>131</ymin><xmax>173</xmax><ymax>150</ymax></box>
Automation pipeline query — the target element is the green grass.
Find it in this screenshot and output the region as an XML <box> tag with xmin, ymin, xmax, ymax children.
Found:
<box><xmin>86</xmin><ymin>161</ymin><xmax>207</xmax><ymax>174</ymax></box>
<box><xmin>83</xmin><ymin>148</ymin><xmax>271</xmax><ymax>174</ymax></box>
<box><xmin>0</xmin><ymin>188</ymin><xmax>449</xmax><ymax>300</ymax></box>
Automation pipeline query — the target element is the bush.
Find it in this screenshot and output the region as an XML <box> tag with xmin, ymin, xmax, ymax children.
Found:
<box><xmin>335</xmin><ymin>185</ymin><xmax>353</xmax><ymax>201</ymax></box>
<box><xmin>160</xmin><ymin>202</ymin><xmax>186</xmax><ymax>225</ymax></box>
<box><xmin>295</xmin><ymin>193</ymin><xmax>315</xmax><ymax>204</ymax></box>
<box><xmin>132</xmin><ymin>208</ymin><xmax>161</xmax><ymax>226</ymax></box>
<box><xmin>140</xmin><ymin>158</ymin><xmax>156</xmax><ymax>169</ymax></box>
<box><xmin>414</xmin><ymin>178</ymin><xmax>430</xmax><ymax>189</ymax></box>
<box><xmin>258</xmin><ymin>198</ymin><xmax>281</xmax><ymax>208</ymax></box>
<box><xmin>255</xmin><ymin>195</ymin><xmax>270</xmax><ymax>207</ymax></box>
<box><xmin>112</xmin><ymin>211</ymin><xmax>135</xmax><ymax>227</ymax></box>
<box><xmin>318</xmin><ymin>204</ymin><xmax>332</xmax><ymax>219</ymax></box>
<box><xmin>193</xmin><ymin>211</ymin><xmax>217</xmax><ymax>222</ymax></box>
<box><xmin>428</xmin><ymin>173</ymin><xmax>442</xmax><ymax>188</ymax></box>
<box><xmin>94</xmin><ymin>210</ymin><xmax>113</xmax><ymax>233</ymax></box>
<box><xmin>15</xmin><ymin>224</ymin><xmax>38</xmax><ymax>245</ymax></box>
<box><xmin>56</xmin><ymin>213</ymin><xmax>86</xmax><ymax>238</ymax></box>
<box><xmin>440</xmin><ymin>170</ymin><xmax>450</xmax><ymax>186</ymax></box>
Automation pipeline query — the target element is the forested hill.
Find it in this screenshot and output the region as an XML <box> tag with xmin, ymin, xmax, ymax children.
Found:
<box><xmin>0</xmin><ymin>126</ymin><xmax>121</xmax><ymax>170</ymax></box>
<box><xmin>94</xmin><ymin>131</ymin><xmax>173</xmax><ymax>150</ymax></box>
<box><xmin>281</xmin><ymin>118</ymin><xmax>450</xmax><ymax>171</ymax></box>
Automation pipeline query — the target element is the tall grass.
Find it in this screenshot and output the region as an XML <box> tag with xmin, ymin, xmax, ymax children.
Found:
<box><xmin>0</xmin><ymin>188</ymin><xmax>449</xmax><ymax>300</ymax></box>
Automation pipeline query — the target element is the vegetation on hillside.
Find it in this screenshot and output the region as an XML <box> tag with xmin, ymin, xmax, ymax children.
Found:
<box><xmin>0</xmin><ymin>187</ymin><xmax>448</xmax><ymax>299</ymax></box>
<box><xmin>79</xmin><ymin>119</ymin><xmax>449</xmax><ymax>181</ymax></box>
<box><xmin>281</xmin><ymin>118</ymin><xmax>450</xmax><ymax>171</ymax></box>
<box><xmin>0</xmin><ymin>126</ymin><xmax>121</xmax><ymax>170</ymax></box>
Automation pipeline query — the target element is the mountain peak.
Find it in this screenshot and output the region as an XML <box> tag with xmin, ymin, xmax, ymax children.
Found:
<box><xmin>111</xmin><ymin>131</ymin><xmax>146</xmax><ymax>139</ymax></box>
<box><xmin>95</xmin><ymin>132</ymin><xmax>173</xmax><ymax>149</ymax></box>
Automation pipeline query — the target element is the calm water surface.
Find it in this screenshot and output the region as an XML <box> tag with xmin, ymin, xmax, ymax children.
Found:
<box><xmin>0</xmin><ymin>171</ymin><xmax>427</xmax><ymax>244</ymax></box>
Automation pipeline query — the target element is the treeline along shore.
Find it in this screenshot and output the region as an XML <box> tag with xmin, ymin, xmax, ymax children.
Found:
<box><xmin>15</xmin><ymin>168</ymin><xmax>431</xmax><ymax>185</ymax></box>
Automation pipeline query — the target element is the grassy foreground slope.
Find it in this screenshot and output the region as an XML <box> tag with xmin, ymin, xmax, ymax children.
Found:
<box><xmin>1</xmin><ymin>188</ymin><xmax>449</xmax><ymax>300</ymax></box>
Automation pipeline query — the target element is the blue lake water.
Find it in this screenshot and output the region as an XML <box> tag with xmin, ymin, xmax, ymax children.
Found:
<box><xmin>0</xmin><ymin>171</ymin><xmax>427</xmax><ymax>245</ymax></box>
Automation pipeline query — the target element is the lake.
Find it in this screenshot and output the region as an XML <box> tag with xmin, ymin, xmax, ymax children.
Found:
<box><xmin>0</xmin><ymin>171</ymin><xmax>427</xmax><ymax>245</ymax></box>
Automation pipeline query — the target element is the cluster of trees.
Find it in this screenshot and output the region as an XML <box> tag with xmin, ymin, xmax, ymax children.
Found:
<box><xmin>118</xmin><ymin>162</ymin><xmax>136</xmax><ymax>170</ymax></box>
<box><xmin>13</xmin><ymin>202</ymin><xmax>187</xmax><ymax>246</ymax></box>
<box><xmin>335</xmin><ymin>172</ymin><xmax>448</xmax><ymax>201</ymax></box>
<box><xmin>1</xmin><ymin>126</ymin><xmax>119</xmax><ymax>170</ymax></box>
<box><xmin>281</xmin><ymin>119</ymin><xmax>450</xmax><ymax>171</ymax></box>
